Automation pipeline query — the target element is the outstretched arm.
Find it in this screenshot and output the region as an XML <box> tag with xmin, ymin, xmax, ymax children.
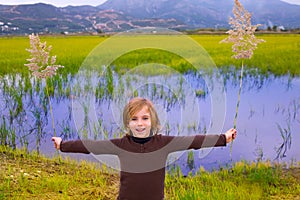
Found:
<box><xmin>164</xmin><ymin>128</ymin><xmax>238</xmax><ymax>152</ymax></box>
<box><xmin>51</xmin><ymin>137</ymin><xmax>120</xmax><ymax>155</ymax></box>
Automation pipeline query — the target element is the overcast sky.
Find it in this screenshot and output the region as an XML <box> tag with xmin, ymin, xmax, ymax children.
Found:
<box><xmin>0</xmin><ymin>0</ymin><xmax>299</xmax><ymax>7</ymax></box>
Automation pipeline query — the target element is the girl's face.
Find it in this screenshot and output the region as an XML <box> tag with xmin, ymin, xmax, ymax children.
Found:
<box><xmin>128</xmin><ymin>106</ymin><xmax>152</xmax><ymax>138</ymax></box>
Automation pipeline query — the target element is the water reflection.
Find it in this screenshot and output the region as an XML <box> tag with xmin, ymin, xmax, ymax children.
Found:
<box><xmin>0</xmin><ymin>70</ymin><xmax>299</xmax><ymax>174</ymax></box>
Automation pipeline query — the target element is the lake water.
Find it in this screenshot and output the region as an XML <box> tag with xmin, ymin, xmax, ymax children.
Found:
<box><xmin>1</xmin><ymin>70</ymin><xmax>299</xmax><ymax>175</ymax></box>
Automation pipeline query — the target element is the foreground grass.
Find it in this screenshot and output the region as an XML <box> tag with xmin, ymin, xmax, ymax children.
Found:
<box><xmin>0</xmin><ymin>147</ymin><xmax>119</xmax><ymax>200</ymax></box>
<box><xmin>1</xmin><ymin>146</ymin><xmax>300</xmax><ymax>200</ymax></box>
<box><xmin>166</xmin><ymin>162</ymin><xmax>300</xmax><ymax>200</ymax></box>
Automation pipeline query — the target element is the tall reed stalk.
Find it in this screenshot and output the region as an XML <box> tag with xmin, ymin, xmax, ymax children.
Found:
<box><xmin>233</xmin><ymin>60</ymin><xmax>244</xmax><ymax>130</ymax></box>
<box><xmin>45</xmin><ymin>82</ymin><xmax>55</xmax><ymax>136</ymax></box>
<box><xmin>24</xmin><ymin>34</ymin><xmax>64</xmax><ymax>137</ymax></box>
<box><xmin>221</xmin><ymin>0</ymin><xmax>265</xmax><ymax>153</ymax></box>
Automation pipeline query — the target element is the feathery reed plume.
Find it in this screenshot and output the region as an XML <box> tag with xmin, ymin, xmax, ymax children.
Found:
<box><xmin>221</xmin><ymin>0</ymin><xmax>265</xmax><ymax>151</ymax></box>
<box><xmin>25</xmin><ymin>33</ymin><xmax>64</xmax><ymax>137</ymax></box>
<box><xmin>221</xmin><ymin>0</ymin><xmax>265</xmax><ymax>60</ymax></box>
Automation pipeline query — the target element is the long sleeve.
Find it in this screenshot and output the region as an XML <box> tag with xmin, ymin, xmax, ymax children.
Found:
<box><xmin>60</xmin><ymin>139</ymin><xmax>121</xmax><ymax>155</ymax></box>
<box><xmin>60</xmin><ymin>140</ymin><xmax>90</xmax><ymax>153</ymax></box>
<box><xmin>161</xmin><ymin>134</ymin><xmax>226</xmax><ymax>153</ymax></box>
<box><xmin>189</xmin><ymin>134</ymin><xmax>226</xmax><ymax>149</ymax></box>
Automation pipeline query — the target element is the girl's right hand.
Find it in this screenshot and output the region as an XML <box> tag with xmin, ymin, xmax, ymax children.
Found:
<box><xmin>51</xmin><ymin>137</ymin><xmax>62</xmax><ymax>150</ymax></box>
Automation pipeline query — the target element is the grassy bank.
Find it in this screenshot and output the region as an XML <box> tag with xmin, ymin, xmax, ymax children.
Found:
<box><xmin>1</xmin><ymin>146</ymin><xmax>300</xmax><ymax>199</ymax></box>
<box><xmin>0</xmin><ymin>34</ymin><xmax>299</xmax><ymax>76</ymax></box>
<box><xmin>0</xmin><ymin>146</ymin><xmax>119</xmax><ymax>200</ymax></box>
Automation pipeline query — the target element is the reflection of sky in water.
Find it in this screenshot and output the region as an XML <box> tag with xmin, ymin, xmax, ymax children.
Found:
<box><xmin>176</xmin><ymin>74</ymin><xmax>300</xmax><ymax>175</ymax></box>
<box><xmin>1</xmin><ymin>72</ymin><xmax>299</xmax><ymax>174</ymax></box>
<box><xmin>230</xmin><ymin>76</ymin><xmax>300</xmax><ymax>161</ymax></box>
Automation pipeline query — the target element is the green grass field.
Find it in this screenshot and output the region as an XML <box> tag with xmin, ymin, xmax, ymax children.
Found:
<box><xmin>0</xmin><ymin>34</ymin><xmax>299</xmax><ymax>76</ymax></box>
<box><xmin>197</xmin><ymin>34</ymin><xmax>300</xmax><ymax>76</ymax></box>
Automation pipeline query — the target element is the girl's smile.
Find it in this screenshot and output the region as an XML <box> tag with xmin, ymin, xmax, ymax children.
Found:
<box><xmin>128</xmin><ymin>106</ymin><xmax>152</xmax><ymax>138</ymax></box>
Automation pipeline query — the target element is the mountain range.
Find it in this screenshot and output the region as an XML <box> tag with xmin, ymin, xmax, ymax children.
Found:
<box><xmin>0</xmin><ymin>0</ymin><xmax>299</xmax><ymax>34</ymax></box>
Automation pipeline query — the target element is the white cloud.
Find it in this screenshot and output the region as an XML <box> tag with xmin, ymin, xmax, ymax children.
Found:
<box><xmin>0</xmin><ymin>0</ymin><xmax>108</xmax><ymax>7</ymax></box>
<box><xmin>281</xmin><ymin>0</ymin><xmax>300</xmax><ymax>5</ymax></box>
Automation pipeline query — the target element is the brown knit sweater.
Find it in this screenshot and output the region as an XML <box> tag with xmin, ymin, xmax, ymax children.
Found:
<box><xmin>60</xmin><ymin>134</ymin><xmax>226</xmax><ymax>200</ymax></box>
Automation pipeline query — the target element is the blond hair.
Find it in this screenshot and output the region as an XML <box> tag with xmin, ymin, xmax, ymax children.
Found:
<box><xmin>123</xmin><ymin>97</ymin><xmax>161</xmax><ymax>135</ymax></box>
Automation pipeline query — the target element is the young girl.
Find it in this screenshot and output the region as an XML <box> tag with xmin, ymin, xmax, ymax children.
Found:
<box><xmin>52</xmin><ymin>97</ymin><xmax>237</xmax><ymax>200</ymax></box>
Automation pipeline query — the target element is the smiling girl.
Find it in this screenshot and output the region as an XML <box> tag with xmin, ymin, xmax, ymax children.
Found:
<box><xmin>52</xmin><ymin>97</ymin><xmax>237</xmax><ymax>200</ymax></box>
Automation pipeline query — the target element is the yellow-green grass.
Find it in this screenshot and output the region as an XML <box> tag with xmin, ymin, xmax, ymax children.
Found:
<box><xmin>0</xmin><ymin>34</ymin><xmax>299</xmax><ymax>76</ymax></box>
<box><xmin>0</xmin><ymin>146</ymin><xmax>119</xmax><ymax>200</ymax></box>
<box><xmin>1</xmin><ymin>146</ymin><xmax>300</xmax><ymax>199</ymax></box>
<box><xmin>0</xmin><ymin>36</ymin><xmax>106</xmax><ymax>75</ymax></box>
<box><xmin>166</xmin><ymin>161</ymin><xmax>300</xmax><ymax>200</ymax></box>
<box><xmin>193</xmin><ymin>34</ymin><xmax>300</xmax><ymax>76</ymax></box>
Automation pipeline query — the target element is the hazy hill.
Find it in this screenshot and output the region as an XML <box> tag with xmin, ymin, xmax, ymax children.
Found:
<box><xmin>0</xmin><ymin>0</ymin><xmax>299</xmax><ymax>34</ymax></box>
<box><xmin>99</xmin><ymin>0</ymin><xmax>300</xmax><ymax>28</ymax></box>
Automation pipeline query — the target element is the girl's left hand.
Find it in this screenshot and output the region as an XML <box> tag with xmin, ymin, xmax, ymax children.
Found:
<box><xmin>225</xmin><ymin>128</ymin><xmax>237</xmax><ymax>143</ymax></box>
<box><xmin>51</xmin><ymin>137</ymin><xmax>62</xmax><ymax>150</ymax></box>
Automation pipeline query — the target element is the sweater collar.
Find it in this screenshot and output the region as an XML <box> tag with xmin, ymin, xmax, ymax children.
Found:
<box><xmin>130</xmin><ymin>136</ymin><xmax>152</xmax><ymax>144</ymax></box>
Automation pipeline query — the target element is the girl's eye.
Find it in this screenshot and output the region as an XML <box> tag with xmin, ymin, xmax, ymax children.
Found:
<box><xmin>143</xmin><ymin>117</ymin><xmax>149</xmax><ymax>120</ymax></box>
<box><xmin>131</xmin><ymin>118</ymin><xmax>137</xmax><ymax>121</ymax></box>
